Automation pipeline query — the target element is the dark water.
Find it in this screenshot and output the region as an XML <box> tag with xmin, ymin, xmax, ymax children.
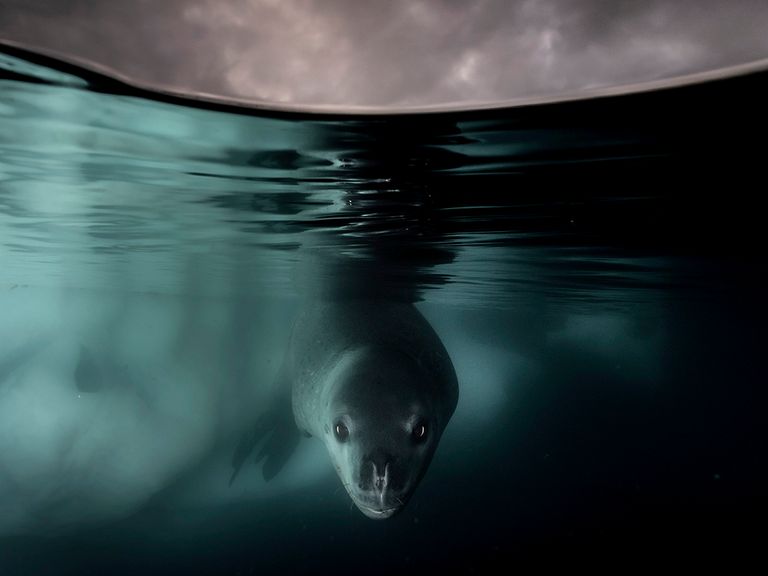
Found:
<box><xmin>0</xmin><ymin>44</ymin><xmax>765</xmax><ymax>573</ymax></box>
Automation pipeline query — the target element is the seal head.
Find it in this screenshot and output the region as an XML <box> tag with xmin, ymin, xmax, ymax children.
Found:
<box><xmin>320</xmin><ymin>347</ymin><xmax>449</xmax><ymax>519</ymax></box>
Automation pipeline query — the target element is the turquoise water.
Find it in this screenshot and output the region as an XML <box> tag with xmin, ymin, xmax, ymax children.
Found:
<box><xmin>0</xmin><ymin>45</ymin><xmax>765</xmax><ymax>573</ymax></box>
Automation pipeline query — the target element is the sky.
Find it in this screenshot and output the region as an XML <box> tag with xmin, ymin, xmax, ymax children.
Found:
<box><xmin>1</xmin><ymin>0</ymin><xmax>768</xmax><ymax>109</ymax></box>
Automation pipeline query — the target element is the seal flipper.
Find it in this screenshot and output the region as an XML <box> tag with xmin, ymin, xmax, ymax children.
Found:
<box><xmin>229</xmin><ymin>412</ymin><xmax>275</xmax><ymax>485</ymax></box>
<box><xmin>75</xmin><ymin>346</ymin><xmax>103</xmax><ymax>393</ymax></box>
<box><xmin>258</xmin><ymin>416</ymin><xmax>300</xmax><ymax>481</ymax></box>
<box><xmin>229</xmin><ymin>410</ymin><xmax>301</xmax><ymax>484</ymax></box>
<box><xmin>229</xmin><ymin>364</ymin><xmax>300</xmax><ymax>485</ymax></box>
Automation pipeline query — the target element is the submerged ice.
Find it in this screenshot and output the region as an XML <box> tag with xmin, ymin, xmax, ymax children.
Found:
<box><xmin>0</xmin><ymin>278</ymin><xmax>666</xmax><ymax>535</ymax></box>
<box><xmin>0</xmin><ymin>284</ymin><xmax>268</xmax><ymax>533</ymax></box>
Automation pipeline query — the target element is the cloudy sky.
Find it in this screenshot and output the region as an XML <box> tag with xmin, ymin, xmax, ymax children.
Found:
<box><xmin>1</xmin><ymin>0</ymin><xmax>768</xmax><ymax>109</ymax></box>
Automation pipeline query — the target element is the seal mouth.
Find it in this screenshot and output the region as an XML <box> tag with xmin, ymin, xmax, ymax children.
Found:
<box><xmin>343</xmin><ymin>487</ymin><xmax>407</xmax><ymax>520</ymax></box>
<box><xmin>349</xmin><ymin>491</ymin><xmax>407</xmax><ymax>520</ymax></box>
<box><xmin>357</xmin><ymin>504</ymin><xmax>401</xmax><ymax>520</ymax></box>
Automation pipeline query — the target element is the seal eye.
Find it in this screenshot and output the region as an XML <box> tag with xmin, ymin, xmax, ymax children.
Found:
<box><xmin>412</xmin><ymin>421</ymin><xmax>428</xmax><ymax>444</ymax></box>
<box><xmin>334</xmin><ymin>422</ymin><xmax>349</xmax><ymax>442</ymax></box>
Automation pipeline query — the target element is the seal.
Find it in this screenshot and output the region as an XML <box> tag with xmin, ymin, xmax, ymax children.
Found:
<box><xmin>230</xmin><ymin>299</ymin><xmax>458</xmax><ymax>520</ymax></box>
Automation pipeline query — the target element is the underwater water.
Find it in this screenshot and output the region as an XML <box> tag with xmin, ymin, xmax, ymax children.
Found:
<box><xmin>0</xmin><ymin>44</ymin><xmax>765</xmax><ymax>573</ymax></box>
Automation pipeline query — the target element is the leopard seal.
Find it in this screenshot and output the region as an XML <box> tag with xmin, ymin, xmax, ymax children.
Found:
<box><xmin>231</xmin><ymin>298</ymin><xmax>458</xmax><ymax>520</ymax></box>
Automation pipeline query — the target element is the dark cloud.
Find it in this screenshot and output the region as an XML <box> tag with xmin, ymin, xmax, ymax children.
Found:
<box><xmin>1</xmin><ymin>0</ymin><xmax>767</xmax><ymax>108</ymax></box>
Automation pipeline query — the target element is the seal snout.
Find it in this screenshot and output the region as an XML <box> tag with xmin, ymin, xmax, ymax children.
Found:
<box><xmin>359</xmin><ymin>451</ymin><xmax>395</xmax><ymax>491</ymax></box>
<box><xmin>350</xmin><ymin>452</ymin><xmax>407</xmax><ymax>519</ymax></box>
<box><xmin>373</xmin><ymin>461</ymin><xmax>389</xmax><ymax>492</ymax></box>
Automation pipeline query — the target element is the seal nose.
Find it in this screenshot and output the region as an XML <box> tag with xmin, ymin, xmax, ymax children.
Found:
<box><xmin>372</xmin><ymin>461</ymin><xmax>389</xmax><ymax>492</ymax></box>
<box><xmin>360</xmin><ymin>452</ymin><xmax>392</xmax><ymax>492</ymax></box>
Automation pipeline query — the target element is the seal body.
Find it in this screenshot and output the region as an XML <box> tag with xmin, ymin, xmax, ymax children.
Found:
<box><xmin>287</xmin><ymin>299</ymin><xmax>458</xmax><ymax>519</ymax></box>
